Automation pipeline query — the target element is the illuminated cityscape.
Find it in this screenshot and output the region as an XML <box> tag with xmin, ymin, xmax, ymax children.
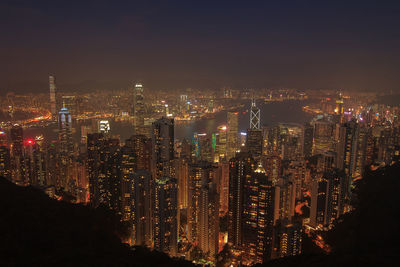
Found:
<box><xmin>1</xmin><ymin>1</ymin><xmax>400</xmax><ymax>266</ymax></box>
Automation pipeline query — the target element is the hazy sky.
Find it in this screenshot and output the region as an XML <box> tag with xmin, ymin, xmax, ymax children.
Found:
<box><xmin>1</xmin><ymin>0</ymin><xmax>400</xmax><ymax>93</ymax></box>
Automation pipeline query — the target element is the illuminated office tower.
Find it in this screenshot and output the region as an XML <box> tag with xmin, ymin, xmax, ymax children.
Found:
<box><xmin>98</xmin><ymin>120</ymin><xmax>110</xmax><ymax>134</ymax></box>
<box><xmin>87</xmin><ymin>133</ymin><xmax>121</xmax><ymax>208</ymax></box>
<box><xmin>119</xmin><ymin>145</ymin><xmax>152</xmax><ymax>245</ymax></box>
<box><xmin>335</xmin><ymin>92</ymin><xmax>344</xmax><ymax>121</ymax></box>
<box><xmin>228</xmin><ymin>152</ymin><xmax>255</xmax><ymax>247</ymax></box>
<box><xmin>58</xmin><ymin>106</ymin><xmax>74</xmax><ymax>189</ymax></box>
<box><xmin>25</xmin><ymin>138</ymin><xmax>46</xmax><ymax>187</ymax></box>
<box><xmin>49</xmin><ymin>75</ymin><xmax>57</xmax><ymax>117</ymax></box>
<box><xmin>193</xmin><ymin>133</ymin><xmax>200</xmax><ymax>159</ymax></box>
<box><xmin>377</xmin><ymin>126</ymin><xmax>393</xmax><ymax>165</ymax></box>
<box><xmin>325</xmin><ymin>170</ymin><xmax>346</xmax><ymax>223</ymax></box>
<box><xmin>24</xmin><ymin>139</ymin><xmax>37</xmax><ymax>186</ymax></box>
<box><xmin>303</xmin><ymin>123</ymin><xmax>314</xmax><ymax>158</ymax></box>
<box><xmin>336</xmin><ymin>120</ymin><xmax>360</xmax><ymax>195</ymax></box>
<box><xmin>266</xmin><ymin>126</ymin><xmax>281</xmax><ymax>155</ymax></box>
<box><xmin>180</xmin><ymin>138</ymin><xmax>192</xmax><ymax>159</ymax></box>
<box><xmin>125</xmin><ymin>135</ymin><xmax>152</xmax><ymax>172</ymax></box>
<box><xmin>153</xmin><ymin>177</ymin><xmax>178</xmax><ymax>256</ymax></box>
<box><xmin>99</xmin><ymin>138</ymin><xmax>121</xmax><ymax>211</ymax></box>
<box><xmin>133</xmin><ymin>170</ymin><xmax>152</xmax><ymax>246</ymax></box>
<box><xmin>364</xmin><ymin>128</ymin><xmax>375</xmax><ymax>166</ymax></box>
<box><xmin>199</xmin><ymin>134</ymin><xmax>209</xmax><ymax>161</ymax></box>
<box><xmin>250</xmin><ymin>99</ymin><xmax>261</xmax><ymax>130</ymax></box>
<box><xmin>310</xmin><ymin>169</ymin><xmax>346</xmax><ymax>227</ymax></box>
<box><xmin>274</xmin><ymin>176</ymin><xmax>296</xmax><ymax>224</ymax></box>
<box><xmin>317</xmin><ymin>151</ymin><xmax>336</xmax><ymax>172</ymax></box>
<box><xmin>193</xmin><ymin>133</ymin><xmax>213</xmax><ymax>162</ymax></box>
<box><xmin>284</xmin><ymin>160</ymin><xmax>307</xmax><ymax>200</ymax></box>
<box><xmin>246</xmin><ymin>129</ymin><xmax>263</xmax><ymax>160</ymax></box>
<box><xmin>152</xmin><ymin>117</ymin><xmax>175</xmax><ymax>180</ymax></box>
<box><xmin>10</xmin><ymin>125</ymin><xmax>25</xmax><ymax>185</ymax></box>
<box><xmin>58</xmin><ymin>106</ymin><xmax>74</xmax><ymax>156</ymax></box>
<box><xmin>198</xmin><ymin>182</ymin><xmax>219</xmax><ymax>257</ymax></box>
<box><xmin>0</xmin><ymin>131</ymin><xmax>10</xmax><ymax>180</ymax></box>
<box><xmin>175</xmin><ymin>157</ymin><xmax>189</xmax><ymax>209</ymax></box>
<box><xmin>243</xmin><ymin>164</ymin><xmax>275</xmax><ymax>263</ymax></box>
<box><xmin>215</xmin><ymin>125</ymin><xmax>227</xmax><ymax>162</ymax></box>
<box><xmin>218</xmin><ymin>161</ymin><xmax>230</xmax><ymax>214</ymax></box>
<box><xmin>353</xmin><ymin>127</ymin><xmax>368</xmax><ymax>179</ymax></box>
<box><xmin>239</xmin><ymin>131</ymin><xmax>247</xmax><ymax>148</ymax></box>
<box><xmin>312</xmin><ymin>120</ymin><xmax>335</xmax><ymax>155</ymax></box>
<box><xmin>277</xmin><ymin>222</ymin><xmax>302</xmax><ymax>258</ymax></box>
<box><xmin>133</xmin><ymin>82</ymin><xmax>147</xmax><ymax>136</ymax></box>
<box><xmin>263</xmin><ymin>155</ymin><xmax>281</xmax><ymax>185</ymax></box>
<box><xmin>227</xmin><ymin>111</ymin><xmax>239</xmax><ymax>160</ymax></box>
<box><xmin>188</xmin><ymin>161</ymin><xmax>217</xmax><ymax>242</ymax></box>
<box><xmin>120</xmin><ymin>145</ymin><xmax>136</xmax><ymax>222</ymax></box>
<box><xmin>45</xmin><ymin>142</ymin><xmax>58</xmax><ymax>186</ymax></box>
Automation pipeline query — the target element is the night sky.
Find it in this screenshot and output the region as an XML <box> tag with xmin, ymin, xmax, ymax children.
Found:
<box><xmin>1</xmin><ymin>0</ymin><xmax>400</xmax><ymax>93</ymax></box>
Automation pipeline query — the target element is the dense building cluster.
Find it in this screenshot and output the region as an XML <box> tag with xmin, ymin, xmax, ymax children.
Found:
<box><xmin>1</xmin><ymin>77</ymin><xmax>400</xmax><ymax>265</ymax></box>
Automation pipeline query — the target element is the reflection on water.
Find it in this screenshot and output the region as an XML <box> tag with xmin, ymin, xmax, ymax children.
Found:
<box><xmin>175</xmin><ymin>100</ymin><xmax>312</xmax><ymax>140</ymax></box>
<box><xmin>22</xmin><ymin>100</ymin><xmax>312</xmax><ymax>143</ymax></box>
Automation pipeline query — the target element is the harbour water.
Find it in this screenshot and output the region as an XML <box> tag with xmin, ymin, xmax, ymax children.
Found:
<box><xmin>174</xmin><ymin>99</ymin><xmax>313</xmax><ymax>140</ymax></box>
<box><xmin>22</xmin><ymin>100</ymin><xmax>312</xmax><ymax>143</ymax></box>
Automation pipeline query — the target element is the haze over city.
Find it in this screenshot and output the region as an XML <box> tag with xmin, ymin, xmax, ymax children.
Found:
<box><xmin>1</xmin><ymin>0</ymin><xmax>400</xmax><ymax>92</ymax></box>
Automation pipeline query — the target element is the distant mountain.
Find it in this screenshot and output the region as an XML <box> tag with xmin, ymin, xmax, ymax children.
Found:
<box><xmin>0</xmin><ymin>177</ymin><xmax>193</xmax><ymax>266</ymax></box>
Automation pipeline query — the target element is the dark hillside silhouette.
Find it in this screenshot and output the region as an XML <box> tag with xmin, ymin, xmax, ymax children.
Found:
<box><xmin>0</xmin><ymin>177</ymin><xmax>193</xmax><ymax>266</ymax></box>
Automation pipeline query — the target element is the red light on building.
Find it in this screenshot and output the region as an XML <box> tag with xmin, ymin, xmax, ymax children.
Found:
<box><xmin>26</xmin><ymin>140</ymin><xmax>35</xmax><ymax>145</ymax></box>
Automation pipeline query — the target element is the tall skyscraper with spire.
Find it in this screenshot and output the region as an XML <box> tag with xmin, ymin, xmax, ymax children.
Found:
<box><xmin>49</xmin><ymin>75</ymin><xmax>57</xmax><ymax>117</ymax></box>
<box><xmin>133</xmin><ymin>82</ymin><xmax>146</xmax><ymax>136</ymax></box>
<box><xmin>248</xmin><ymin>98</ymin><xmax>263</xmax><ymax>159</ymax></box>
<box><xmin>250</xmin><ymin>98</ymin><xmax>260</xmax><ymax>130</ymax></box>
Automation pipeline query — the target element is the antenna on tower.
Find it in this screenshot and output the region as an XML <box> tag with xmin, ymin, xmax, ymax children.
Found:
<box><xmin>250</xmin><ymin>95</ymin><xmax>260</xmax><ymax>130</ymax></box>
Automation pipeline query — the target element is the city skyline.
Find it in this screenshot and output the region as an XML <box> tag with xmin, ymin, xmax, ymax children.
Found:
<box><xmin>1</xmin><ymin>1</ymin><xmax>400</xmax><ymax>266</ymax></box>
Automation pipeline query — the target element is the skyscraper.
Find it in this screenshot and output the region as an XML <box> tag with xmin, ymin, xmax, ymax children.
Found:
<box><xmin>49</xmin><ymin>75</ymin><xmax>57</xmax><ymax>117</ymax></box>
<box><xmin>58</xmin><ymin>106</ymin><xmax>73</xmax><ymax>157</ymax></box>
<box><xmin>153</xmin><ymin>177</ymin><xmax>178</xmax><ymax>256</ymax></box>
<box><xmin>58</xmin><ymin>106</ymin><xmax>74</xmax><ymax>190</ymax></box>
<box><xmin>133</xmin><ymin>82</ymin><xmax>147</xmax><ymax>136</ymax></box>
<box><xmin>228</xmin><ymin>152</ymin><xmax>255</xmax><ymax>247</ymax></box>
<box><xmin>10</xmin><ymin>125</ymin><xmax>25</xmax><ymax>185</ymax></box>
<box><xmin>336</xmin><ymin>120</ymin><xmax>361</xmax><ymax>195</ymax></box>
<box><xmin>0</xmin><ymin>131</ymin><xmax>10</xmax><ymax>180</ymax></box>
<box><xmin>175</xmin><ymin>157</ymin><xmax>189</xmax><ymax>209</ymax></box>
<box><xmin>187</xmin><ymin>161</ymin><xmax>217</xmax><ymax>243</ymax></box>
<box><xmin>246</xmin><ymin>129</ymin><xmax>263</xmax><ymax>160</ymax></box>
<box><xmin>303</xmin><ymin>123</ymin><xmax>314</xmax><ymax>158</ymax></box>
<box><xmin>152</xmin><ymin>117</ymin><xmax>175</xmax><ymax>180</ymax></box>
<box><xmin>250</xmin><ymin>99</ymin><xmax>261</xmax><ymax>130</ymax></box>
<box><xmin>198</xmin><ymin>182</ymin><xmax>219</xmax><ymax>257</ymax></box>
<box><xmin>193</xmin><ymin>133</ymin><xmax>213</xmax><ymax>162</ymax></box>
<box><xmin>215</xmin><ymin>125</ymin><xmax>227</xmax><ymax>162</ymax></box>
<box><xmin>125</xmin><ymin>135</ymin><xmax>152</xmax><ymax>172</ymax></box>
<box><xmin>277</xmin><ymin>222</ymin><xmax>302</xmax><ymax>258</ymax></box>
<box><xmin>132</xmin><ymin>170</ymin><xmax>152</xmax><ymax>246</ymax></box>
<box><xmin>312</xmin><ymin>120</ymin><xmax>335</xmax><ymax>155</ymax></box>
<box><xmin>243</xmin><ymin>164</ymin><xmax>275</xmax><ymax>263</ymax></box>
<box><xmin>227</xmin><ymin>111</ymin><xmax>239</xmax><ymax>160</ymax></box>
